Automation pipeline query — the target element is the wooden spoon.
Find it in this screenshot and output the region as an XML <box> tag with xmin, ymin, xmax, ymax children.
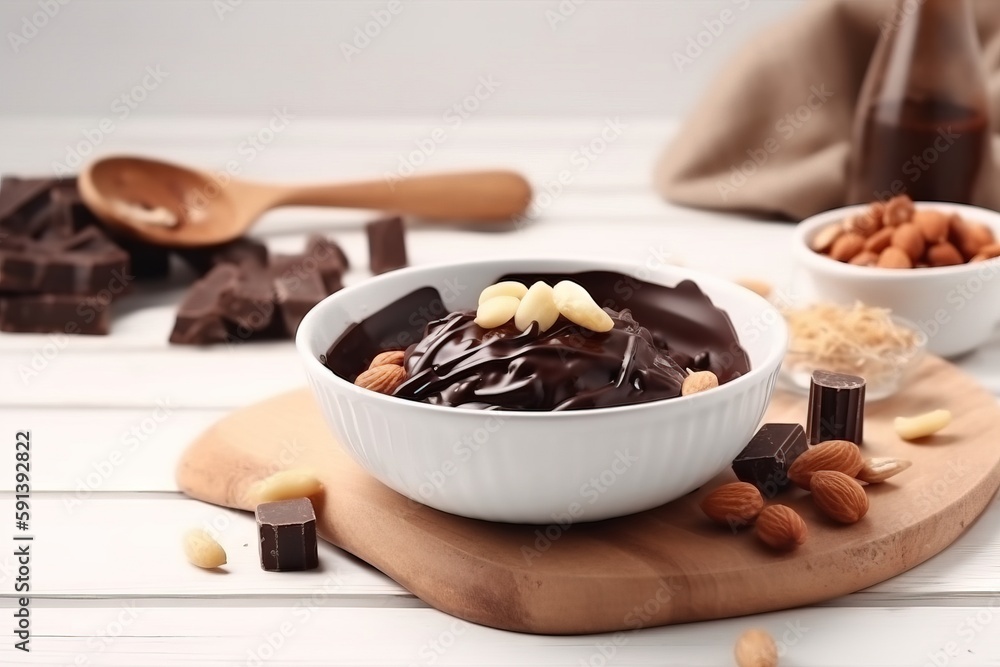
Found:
<box><xmin>78</xmin><ymin>155</ymin><xmax>533</xmax><ymax>247</ymax></box>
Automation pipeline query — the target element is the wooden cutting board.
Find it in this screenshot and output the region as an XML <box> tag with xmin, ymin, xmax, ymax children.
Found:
<box><xmin>177</xmin><ymin>356</ymin><xmax>1000</xmax><ymax>635</ymax></box>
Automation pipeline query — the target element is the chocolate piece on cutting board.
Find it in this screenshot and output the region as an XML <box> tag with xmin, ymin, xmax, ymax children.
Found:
<box><xmin>732</xmin><ymin>423</ymin><xmax>808</xmax><ymax>496</ymax></box>
<box><xmin>177</xmin><ymin>237</ymin><xmax>269</xmax><ymax>276</ymax></box>
<box><xmin>255</xmin><ymin>498</ymin><xmax>319</xmax><ymax>572</ymax></box>
<box><xmin>807</xmin><ymin>370</ymin><xmax>866</xmax><ymax>445</ymax></box>
<box><xmin>168</xmin><ymin>264</ymin><xmax>242</xmax><ymax>345</ymax></box>
<box><xmin>0</xmin><ymin>293</ymin><xmax>111</xmax><ymax>335</ymax></box>
<box><xmin>366</xmin><ymin>216</ymin><xmax>407</xmax><ymax>275</ymax></box>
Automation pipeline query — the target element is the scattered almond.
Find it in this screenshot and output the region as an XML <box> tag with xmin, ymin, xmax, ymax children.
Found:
<box><xmin>891</xmin><ymin>223</ymin><xmax>926</xmax><ymax>262</ymax></box>
<box><xmin>514</xmin><ymin>281</ymin><xmax>560</xmax><ymax>333</ymax></box>
<box><xmin>811</xmin><ymin>470</ymin><xmax>869</xmax><ymax>524</ymax></box>
<box><xmin>700</xmin><ymin>482</ymin><xmax>764</xmax><ymax>528</ymax></box>
<box><xmin>849</xmin><ymin>250</ymin><xmax>878</xmax><ymax>267</ymax></box>
<box><xmin>682</xmin><ymin>370</ymin><xmax>719</xmax><ymax>396</ymax></box>
<box><xmin>734</xmin><ymin>629</ymin><xmax>778</xmax><ymax>667</ymax></box>
<box><xmin>369</xmin><ymin>350</ymin><xmax>405</xmax><ymax>368</ymax></box>
<box><xmin>475</xmin><ymin>295</ymin><xmax>521</xmax><ymax>328</ymax></box>
<box><xmin>857</xmin><ymin>457</ymin><xmax>912</xmax><ymax>484</ymax></box>
<box><xmin>755</xmin><ymin>504</ymin><xmax>807</xmax><ymax>551</ymax></box>
<box><xmin>884</xmin><ymin>195</ymin><xmax>914</xmax><ymax>226</ymax></box>
<box><xmin>478</xmin><ymin>281</ymin><xmax>528</xmax><ymax>304</ymax></box>
<box><xmin>183</xmin><ymin>529</ymin><xmax>227</xmax><ymax>569</ymax></box>
<box><xmin>926</xmin><ymin>242</ymin><xmax>964</xmax><ymax>267</ymax></box>
<box><xmin>913</xmin><ymin>209</ymin><xmax>950</xmax><ymax>243</ymax></box>
<box><xmin>787</xmin><ymin>440</ymin><xmax>864</xmax><ymax>490</ymax></box>
<box><xmin>864</xmin><ymin>226</ymin><xmax>895</xmax><ymax>253</ymax></box>
<box><xmin>877</xmin><ymin>246</ymin><xmax>913</xmax><ymax>269</ymax></box>
<box><xmin>829</xmin><ymin>232</ymin><xmax>866</xmax><ymax>262</ymax></box>
<box><xmin>552</xmin><ymin>280</ymin><xmax>614</xmax><ymax>333</ymax></box>
<box><xmin>354</xmin><ymin>364</ymin><xmax>407</xmax><ymax>394</ymax></box>
<box><xmin>810</xmin><ymin>224</ymin><xmax>844</xmax><ymax>253</ymax></box>
<box><xmin>894</xmin><ymin>409</ymin><xmax>951</xmax><ymax>441</ymax></box>
<box><xmin>249</xmin><ymin>469</ymin><xmax>324</xmax><ymax>505</ymax></box>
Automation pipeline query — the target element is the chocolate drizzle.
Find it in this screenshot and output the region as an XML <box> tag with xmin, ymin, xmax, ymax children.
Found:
<box><xmin>323</xmin><ymin>271</ymin><xmax>751</xmax><ymax>411</ymax></box>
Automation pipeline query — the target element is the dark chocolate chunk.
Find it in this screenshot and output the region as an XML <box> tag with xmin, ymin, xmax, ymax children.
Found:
<box><xmin>218</xmin><ymin>270</ymin><xmax>275</xmax><ymax>332</ymax></box>
<box><xmin>255</xmin><ymin>498</ymin><xmax>319</xmax><ymax>572</ymax></box>
<box><xmin>0</xmin><ymin>293</ymin><xmax>111</xmax><ymax>335</ymax></box>
<box><xmin>732</xmin><ymin>423</ymin><xmax>808</xmax><ymax>497</ymax></box>
<box><xmin>807</xmin><ymin>370</ymin><xmax>866</xmax><ymax>445</ymax></box>
<box><xmin>0</xmin><ymin>227</ymin><xmax>130</xmax><ymax>294</ymax></box>
<box><xmin>692</xmin><ymin>351</ymin><xmax>711</xmax><ymax>371</ymax></box>
<box><xmin>177</xmin><ymin>237</ymin><xmax>268</xmax><ymax>275</ymax></box>
<box><xmin>0</xmin><ymin>177</ymin><xmax>57</xmax><ymax>233</ymax></box>
<box><xmin>366</xmin><ymin>216</ymin><xmax>407</xmax><ymax>275</ymax></box>
<box><xmin>169</xmin><ymin>264</ymin><xmax>242</xmax><ymax>345</ymax></box>
<box><xmin>274</xmin><ymin>265</ymin><xmax>328</xmax><ymax>336</ymax></box>
<box><xmin>113</xmin><ymin>234</ymin><xmax>171</xmax><ymax>280</ymax></box>
<box><xmin>305</xmin><ymin>235</ymin><xmax>348</xmax><ymax>290</ymax></box>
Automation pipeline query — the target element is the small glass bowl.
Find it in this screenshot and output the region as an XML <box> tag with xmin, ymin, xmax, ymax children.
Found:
<box><xmin>778</xmin><ymin>315</ymin><xmax>928</xmax><ymax>402</ymax></box>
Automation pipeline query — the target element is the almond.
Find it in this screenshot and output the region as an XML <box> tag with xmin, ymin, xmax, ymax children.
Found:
<box><xmin>787</xmin><ymin>440</ymin><xmax>863</xmax><ymax>490</ymax></box>
<box><xmin>734</xmin><ymin>629</ymin><xmax>778</xmax><ymax>667</ymax></box>
<box><xmin>895</xmin><ymin>409</ymin><xmax>951</xmax><ymax>440</ymax></box>
<box><xmin>971</xmin><ymin>242</ymin><xmax>1000</xmax><ymax>262</ymax></box>
<box><xmin>849</xmin><ymin>250</ymin><xmax>878</xmax><ymax>266</ymax></box>
<box><xmin>953</xmin><ymin>220</ymin><xmax>994</xmax><ymax>259</ymax></box>
<box><xmin>755</xmin><ymin>504</ymin><xmax>807</xmax><ymax>551</ymax></box>
<box><xmin>810</xmin><ymin>223</ymin><xmax>844</xmax><ymax>253</ymax></box>
<box><xmin>479</xmin><ymin>281</ymin><xmax>528</xmax><ymax>305</ymax></box>
<box><xmin>700</xmin><ymin>482</ymin><xmax>764</xmax><ymax>528</ymax></box>
<box><xmin>736</xmin><ymin>278</ymin><xmax>773</xmax><ymax>300</ymax></box>
<box><xmin>369</xmin><ymin>350</ymin><xmax>405</xmax><ymax>368</ymax></box>
<box><xmin>877</xmin><ymin>246</ymin><xmax>913</xmax><ymax>269</ymax></box>
<box><xmin>810</xmin><ymin>470</ymin><xmax>869</xmax><ymax>524</ymax></box>
<box><xmin>884</xmin><ymin>195</ymin><xmax>915</xmax><ymax>226</ymax></box>
<box><xmin>514</xmin><ymin>281</ymin><xmax>559</xmax><ymax>332</ymax></box>
<box><xmin>354</xmin><ymin>364</ymin><xmax>407</xmax><ymax>394</ymax></box>
<box><xmin>857</xmin><ymin>457</ymin><xmax>912</xmax><ymax>484</ymax></box>
<box><xmin>183</xmin><ymin>529</ymin><xmax>227</xmax><ymax>569</ymax></box>
<box><xmin>844</xmin><ymin>209</ymin><xmax>882</xmax><ymax>237</ymax></box>
<box><xmin>926</xmin><ymin>241</ymin><xmax>964</xmax><ymax>267</ymax></box>
<box><xmin>864</xmin><ymin>226</ymin><xmax>894</xmax><ymax>254</ymax></box>
<box><xmin>829</xmin><ymin>232</ymin><xmax>866</xmax><ymax>262</ymax></box>
<box><xmin>891</xmin><ymin>223</ymin><xmax>926</xmax><ymax>261</ymax></box>
<box><xmin>913</xmin><ymin>210</ymin><xmax>951</xmax><ymax>243</ymax></box>
<box><xmin>682</xmin><ymin>370</ymin><xmax>719</xmax><ymax>396</ymax></box>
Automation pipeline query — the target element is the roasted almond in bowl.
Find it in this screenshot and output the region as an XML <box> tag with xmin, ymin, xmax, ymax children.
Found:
<box><xmin>793</xmin><ymin>199</ymin><xmax>1000</xmax><ymax>357</ymax></box>
<box><xmin>296</xmin><ymin>259</ymin><xmax>787</xmax><ymax>523</ymax></box>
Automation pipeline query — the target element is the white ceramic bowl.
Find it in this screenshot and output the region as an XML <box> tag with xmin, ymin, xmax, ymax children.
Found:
<box><xmin>793</xmin><ymin>203</ymin><xmax>1000</xmax><ymax>358</ymax></box>
<box><xmin>296</xmin><ymin>259</ymin><xmax>787</xmax><ymax>524</ymax></box>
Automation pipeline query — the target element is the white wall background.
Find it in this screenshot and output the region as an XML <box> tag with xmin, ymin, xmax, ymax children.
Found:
<box><xmin>1</xmin><ymin>0</ymin><xmax>804</xmax><ymax>117</ymax></box>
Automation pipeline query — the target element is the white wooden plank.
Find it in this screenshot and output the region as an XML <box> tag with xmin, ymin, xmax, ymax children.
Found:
<box><xmin>0</xmin><ymin>492</ymin><xmax>996</xmax><ymax>603</ymax></box>
<box><xmin>2</xmin><ymin>604</ymin><xmax>1000</xmax><ymax>666</ymax></box>
<box><xmin>0</xmin><ymin>497</ymin><xmax>405</xmax><ymax>600</ymax></box>
<box><xmin>0</xmin><ymin>408</ymin><xmax>223</xmax><ymax>492</ymax></box>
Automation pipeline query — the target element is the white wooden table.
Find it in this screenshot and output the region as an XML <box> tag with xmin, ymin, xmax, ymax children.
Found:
<box><xmin>2</xmin><ymin>118</ymin><xmax>999</xmax><ymax>666</ymax></box>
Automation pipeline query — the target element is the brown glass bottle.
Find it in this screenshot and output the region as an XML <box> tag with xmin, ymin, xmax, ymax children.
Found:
<box><xmin>847</xmin><ymin>0</ymin><xmax>990</xmax><ymax>205</ymax></box>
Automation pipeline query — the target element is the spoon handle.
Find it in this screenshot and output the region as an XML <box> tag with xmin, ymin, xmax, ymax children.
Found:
<box><xmin>274</xmin><ymin>170</ymin><xmax>532</xmax><ymax>222</ymax></box>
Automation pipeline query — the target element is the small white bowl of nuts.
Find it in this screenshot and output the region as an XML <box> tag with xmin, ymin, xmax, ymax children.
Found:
<box><xmin>792</xmin><ymin>197</ymin><xmax>1000</xmax><ymax>357</ymax></box>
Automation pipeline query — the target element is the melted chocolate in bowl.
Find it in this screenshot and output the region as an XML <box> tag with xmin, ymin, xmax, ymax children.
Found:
<box><xmin>323</xmin><ymin>271</ymin><xmax>750</xmax><ymax>411</ymax></box>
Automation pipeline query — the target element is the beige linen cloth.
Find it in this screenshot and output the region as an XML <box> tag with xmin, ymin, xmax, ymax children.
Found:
<box><xmin>655</xmin><ymin>0</ymin><xmax>1000</xmax><ymax>220</ymax></box>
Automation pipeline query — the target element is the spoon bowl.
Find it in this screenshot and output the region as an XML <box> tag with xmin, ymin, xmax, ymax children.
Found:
<box><xmin>79</xmin><ymin>155</ymin><xmax>533</xmax><ymax>248</ymax></box>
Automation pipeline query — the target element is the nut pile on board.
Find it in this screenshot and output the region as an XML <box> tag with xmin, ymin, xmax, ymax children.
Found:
<box><xmin>811</xmin><ymin>194</ymin><xmax>1000</xmax><ymax>268</ymax></box>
